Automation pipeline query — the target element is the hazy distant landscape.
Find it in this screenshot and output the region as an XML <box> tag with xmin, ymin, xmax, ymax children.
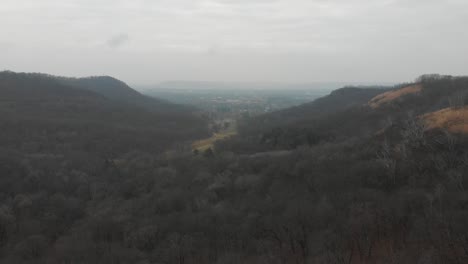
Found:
<box><xmin>2</xmin><ymin>0</ymin><xmax>468</xmax><ymax>263</ymax></box>
<box><xmin>2</xmin><ymin>71</ymin><xmax>468</xmax><ymax>264</ymax></box>
<box><xmin>142</xmin><ymin>84</ymin><xmax>332</xmax><ymax>115</ymax></box>
<box><xmin>140</xmin><ymin>82</ymin><xmax>391</xmax><ymax>122</ymax></box>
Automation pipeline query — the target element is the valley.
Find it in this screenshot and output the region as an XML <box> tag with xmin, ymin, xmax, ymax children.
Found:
<box><xmin>191</xmin><ymin>118</ymin><xmax>238</xmax><ymax>153</ymax></box>
<box><xmin>141</xmin><ymin>84</ymin><xmax>334</xmax><ymax>119</ymax></box>
<box><xmin>1</xmin><ymin>72</ymin><xmax>468</xmax><ymax>263</ymax></box>
<box><xmin>4</xmin><ymin>1</ymin><xmax>467</xmax><ymax>263</ymax></box>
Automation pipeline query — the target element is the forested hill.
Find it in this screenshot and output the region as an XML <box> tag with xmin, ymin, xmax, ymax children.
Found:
<box><xmin>2</xmin><ymin>71</ymin><xmax>191</xmax><ymax>113</ymax></box>
<box><xmin>205</xmin><ymin>74</ymin><xmax>468</xmax><ymax>263</ymax></box>
<box><xmin>225</xmin><ymin>85</ymin><xmax>390</xmax><ymax>152</ymax></box>
<box><xmin>56</xmin><ymin>75</ymin><xmax>193</xmax><ymax>113</ymax></box>
<box><xmin>0</xmin><ymin>71</ymin><xmax>209</xmax><ymax>155</ymax></box>
<box><xmin>238</xmin><ymin>85</ymin><xmax>389</xmax><ymax>135</ymax></box>
<box><xmin>1</xmin><ymin>73</ymin><xmax>468</xmax><ymax>263</ymax></box>
<box><xmin>228</xmin><ymin>75</ymin><xmax>468</xmax><ymax>152</ymax></box>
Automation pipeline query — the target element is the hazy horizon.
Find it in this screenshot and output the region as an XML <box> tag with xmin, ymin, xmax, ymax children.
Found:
<box><xmin>135</xmin><ymin>80</ymin><xmax>396</xmax><ymax>92</ymax></box>
<box><xmin>2</xmin><ymin>0</ymin><xmax>468</xmax><ymax>84</ymax></box>
<box><xmin>2</xmin><ymin>2</ymin><xmax>468</xmax><ymax>262</ymax></box>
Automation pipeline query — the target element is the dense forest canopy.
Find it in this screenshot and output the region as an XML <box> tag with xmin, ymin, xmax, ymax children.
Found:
<box><xmin>1</xmin><ymin>72</ymin><xmax>468</xmax><ymax>263</ymax></box>
<box><xmin>0</xmin><ymin>71</ymin><xmax>209</xmax><ymax>155</ymax></box>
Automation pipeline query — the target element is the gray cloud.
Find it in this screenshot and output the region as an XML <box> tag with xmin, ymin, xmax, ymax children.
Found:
<box><xmin>107</xmin><ymin>34</ymin><xmax>130</xmax><ymax>48</ymax></box>
<box><xmin>1</xmin><ymin>0</ymin><xmax>467</xmax><ymax>84</ymax></box>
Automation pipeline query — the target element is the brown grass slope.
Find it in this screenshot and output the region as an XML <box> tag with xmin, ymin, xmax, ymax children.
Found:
<box><xmin>369</xmin><ymin>84</ymin><xmax>423</xmax><ymax>108</ymax></box>
<box><xmin>423</xmin><ymin>106</ymin><xmax>468</xmax><ymax>134</ymax></box>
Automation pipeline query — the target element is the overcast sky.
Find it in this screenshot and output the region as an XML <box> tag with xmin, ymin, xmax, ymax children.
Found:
<box><xmin>1</xmin><ymin>0</ymin><xmax>468</xmax><ymax>85</ymax></box>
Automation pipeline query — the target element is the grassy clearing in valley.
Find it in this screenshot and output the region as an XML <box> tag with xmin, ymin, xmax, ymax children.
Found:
<box><xmin>192</xmin><ymin>119</ymin><xmax>237</xmax><ymax>152</ymax></box>
<box><xmin>192</xmin><ymin>131</ymin><xmax>237</xmax><ymax>152</ymax></box>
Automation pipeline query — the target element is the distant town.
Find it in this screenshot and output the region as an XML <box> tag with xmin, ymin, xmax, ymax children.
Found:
<box><xmin>141</xmin><ymin>85</ymin><xmax>334</xmax><ymax>119</ymax></box>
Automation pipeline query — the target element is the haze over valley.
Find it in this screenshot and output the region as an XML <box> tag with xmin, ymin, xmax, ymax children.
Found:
<box><xmin>2</xmin><ymin>0</ymin><xmax>468</xmax><ymax>263</ymax></box>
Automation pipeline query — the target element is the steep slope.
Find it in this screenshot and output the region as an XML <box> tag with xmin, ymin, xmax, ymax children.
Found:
<box><xmin>369</xmin><ymin>84</ymin><xmax>422</xmax><ymax>108</ymax></box>
<box><xmin>229</xmin><ymin>86</ymin><xmax>389</xmax><ymax>151</ymax></box>
<box><xmin>239</xmin><ymin>86</ymin><xmax>388</xmax><ymax>132</ymax></box>
<box><xmin>207</xmin><ymin>76</ymin><xmax>468</xmax><ymax>262</ymax></box>
<box><xmin>4</xmin><ymin>71</ymin><xmax>191</xmax><ymax>113</ymax></box>
<box><xmin>423</xmin><ymin>106</ymin><xmax>468</xmax><ymax>134</ymax></box>
<box><xmin>0</xmin><ymin>71</ymin><xmax>208</xmax><ymax>155</ymax></box>
<box><xmin>226</xmin><ymin>75</ymin><xmax>468</xmax><ymax>152</ymax></box>
<box><xmin>58</xmin><ymin>76</ymin><xmax>191</xmax><ymax>112</ymax></box>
